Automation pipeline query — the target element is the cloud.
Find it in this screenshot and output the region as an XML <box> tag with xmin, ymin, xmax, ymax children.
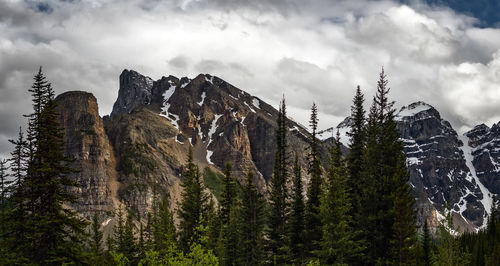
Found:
<box><xmin>2</xmin><ymin>0</ymin><xmax>500</xmax><ymax>158</ymax></box>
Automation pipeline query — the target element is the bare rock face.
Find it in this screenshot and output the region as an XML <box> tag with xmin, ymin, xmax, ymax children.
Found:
<box><xmin>396</xmin><ymin>102</ymin><xmax>493</xmax><ymax>231</ymax></box>
<box><xmin>110</xmin><ymin>69</ymin><xmax>154</xmax><ymax>118</ymax></box>
<box><xmin>105</xmin><ymin>107</ymin><xmax>184</xmax><ymax>216</ymax></box>
<box><xmin>55</xmin><ymin>91</ymin><xmax>119</xmax><ymax>218</ymax></box>
<box><xmin>466</xmin><ymin>123</ymin><xmax>500</xmax><ymax>197</ymax></box>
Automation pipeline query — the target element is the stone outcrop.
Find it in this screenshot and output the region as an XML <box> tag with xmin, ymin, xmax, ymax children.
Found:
<box><xmin>110</xmin><ymin>70</ymin><xmax>154</xmax><ymax>118</ymax></box>
<box><xmin>55</xmin><ymin>91</ymin><xmax>119</xmax><ymax>218</ymax></box>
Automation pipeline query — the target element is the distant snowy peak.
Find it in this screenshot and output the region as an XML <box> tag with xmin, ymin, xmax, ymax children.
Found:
<box><xmin>318</xmin><ymin>117</ymin><xmax>352</xmax><ymax>147</ymax></box>
<box><xmin>396</xmin><ymin>101</ymin><xmax>435</xmax><ymax>119</ymax></box>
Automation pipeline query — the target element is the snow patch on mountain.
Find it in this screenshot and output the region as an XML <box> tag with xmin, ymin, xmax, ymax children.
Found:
<box><xmin>205</xmin><ymin>75</ymin><xmax>214</xmax><ymax>84</ymax></box>
<box><xmin>396</xmin><ymin>101</ymin><xmax>433</xmax><ymax>119</ymax></box>
<box><xmin>244</xmin><ymin>102</ymin><xmax>256</xmax><ymax>113</ymax></box>
<box><xmin>160</xmin><ymin>83</ymin><xmax>179</xmax><ymax>130</ymax></box>
<box><xmin>319</xmin><ymin>117</ymin><xmax>352</xmax><ymax>147</ymax></box>
<box><xmin>198</xmin><ymin>91</ymin><xmax>206</xmax><ymax>106</ymax></box>
<box><xmin>253</xmin><ymin>98</ymin><xmax>261</xmax><ymax>109</ymax></box>
<box><xmin>458</xmin><ymin>134</ymin><xmax>494</xmax><ymax>229</ymax></box>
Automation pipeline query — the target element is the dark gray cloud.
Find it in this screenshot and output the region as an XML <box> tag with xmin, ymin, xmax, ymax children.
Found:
<box><xmin>2</xmin><ymin>0</ymin><xmax>500</xmax><ymax>158</ymax></box>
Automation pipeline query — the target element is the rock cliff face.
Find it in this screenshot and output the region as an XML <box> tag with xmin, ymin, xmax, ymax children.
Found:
<box><xmin>466</xmin><ymin>123</ymin><xmax>500</xmax><ymax>197</ymax></box>
<box><xmin>110</xmin><ymin>70</ymin><xmax>154</xmax><ymax>118</ymax></box>
<box><xmin>55</xmin><ymin>91</ymin><xmax>119</xmax><ymax>218</ymax></box>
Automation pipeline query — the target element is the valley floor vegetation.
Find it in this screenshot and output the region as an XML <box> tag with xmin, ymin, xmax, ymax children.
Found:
<box><xmin>0</xmin><ymin>68</ymin><xmax>499</xmax><ymax>265</ymax></box>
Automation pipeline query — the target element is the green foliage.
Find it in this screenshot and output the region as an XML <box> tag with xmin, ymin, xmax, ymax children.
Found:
<box><xmin>240</xmin><ymin>170</ymin><xmax>266</xmax><ymax>265</ymax></box>
<box><xmin>152</xmin><ymin>195</ymin><xmax>177</xmax><ymax>253</ymax></box>
<box><xmin>203</xmin><ymin>167</ymin><xmax>225</xmax><ymax>201</ymax></box>
<box><xmin>346</xmin><ymin>85</ymin><xmax>366</xmax><ymax>230</ymax></box>
<box><xmin>318</xmin><ymin>132</ymin><xmax>364</xmax><ymax>265</ymax></box>
<box><xmin>289</xmin><ymin>155</ymin><xmax>305</xmax><ymax>264</ymax></box>
<box><xmin>90</xmin><ymin>212</ymin><xmax>104</xmax><ymax>263</ymax></box>
<box><xmin>305</xmin><ymin>102</ymin><xmax>323</xmax><ymax>256</ymax></box>
<box><xmin>2</xmin><ymin>67</ymin><xmax>89</xmax><ymax>264</ymax></box>
<box><xmin>436</xmin><ymin>208</ymin><xmax>470</xmax><ymax>265</ymax></box>
<box><xmin>178</xmin><ymin>148</ymin><xmax>212</xmax><ymax>252</ymax></box>
<box><xmin>268</xmin><ymin>97</ymin><xmax>290</xmax><ymax>263</ymax></box>
<box><xmin>357</xmin><ymin>69</ymin><xmax>416</xmax><ymax>264</ymax></box>
<box><xmin>110</xmin><ymin>251</ymin><xmax>130</xmax><ymax>266</ymax></box>
<box><xmin>119</xmin><ymin>142</ymin><xmax>156</xmax><ymax>176</ymax></box>
<box><xmin>219</xmin><ymin>162</ymin><xmax>236</xmax><ymax>226</ymax></box>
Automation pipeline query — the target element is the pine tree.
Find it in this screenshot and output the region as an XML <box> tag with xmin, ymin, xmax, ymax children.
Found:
<box><xmin>240</xmin><ymin>170</ymin><xmax>266</xmax><ymax>265</ymax></box>
<box><xmin>178</xmin><ymin>147</ymin><xmax>211</xmax><ymax>252</ymax></box>
<box><xmin>422</xmin><ymin>221</ymin><xmax>431</xmax><ymax>266</ymax></box>
<box><xmin>0</xmin><ymin>159</ymin><xmax>9</xmax><ymax>239</ymax></box>
<box><xmin>218</xmin><ymin>197</ymin><xmax>242</xmax><ymax>266</ymax></box>
<box><xmin>219</xmin><ymin>162</ymin><xmax>235</xmax><ymax>226</ymax></box>
<box><xmin>123</xmin><ymin>210</ymin><xmax>137</xmax><ymax>262</ymax></box>
<box><xmin>0</xmin><ymin>158</ymin><xmax>10</xmax><ymax>265</ymax></box>
<box><xmin>90</xmin><ymin>213</ymin><xmax>104</xmax><ymax>263</ymax></box>
<box><xmin>318</xmin><ymin>131</ymin><xmax>363</xmax><ymax>265</ymax></box>
<box><xmin>347</xmin><ymin>86</ymin><xmax>366</xmax><ymax>222</ymax></box>
<box><xmin>152</xmin><ymin>195</ymin><xmax>177</xmax><ymax>253</ymax></box>
<box><xmin>359</xmin><ymin>68</ymin><xmax>416</xmax><ymax>264</ymax></box>
<box><xmin>21</xmin><ymin>68</ymin><xmax>88</xmax><ymax>264</ymax></box>
<box><xmin>268</xmin><ymin>97</ymin><xmax>290</xmax><ymax>263</ymax></box>
<box><xmin>358</xmin><ymin>97</ymin><xmax>381</xmax><ymax>264</ymax></box>
<box><xmin>305</xmin><ymin>102</ymin><xmax>323</xmax><ymax>256</ymax></box>
<box><xmin>217</xmin><ymin>162</ymin><xmax>240</xmax><ymax>266</ymax></box>
<box><xmin>4</xmin><ymin>128</ymin><xmax>29</xmax><ymax>263</ymax></box>
<box><xmin>436</xmin><ymin>206</ymin><xmax>470</xmax><ymax>265</ymax></box>
<box><xmin>112</xmin><ymin>206</ymin><xmax>126</xmax><ymax>253</ymax></box>
<box><xmin>289</xmin><ymin>155</ymin><xmax>305</xmax><ymax>264</ymax></box>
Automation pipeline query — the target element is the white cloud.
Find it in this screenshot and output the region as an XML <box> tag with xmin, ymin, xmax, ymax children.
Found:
<box><xmin>1</xmin><ymin>0</ymin><xmax>500</xmax><ymax>158</ymax></box>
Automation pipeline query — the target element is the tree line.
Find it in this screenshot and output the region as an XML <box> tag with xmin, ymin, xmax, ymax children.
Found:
<box><xmin>0</xmin><ymin>68</ymin><xmax>498</xmax><ymax>265</ymax></box>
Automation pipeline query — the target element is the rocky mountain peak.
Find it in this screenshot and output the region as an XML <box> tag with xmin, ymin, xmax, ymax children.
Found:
<box><xmin>110</xmin><ymin>69</ymin><xmax>154</xmax><ymax>118</ymax></box>
<box><xmin>396</xmin><ymin>101</ymin><xmax>441</xmax><ymax>121</ymax></box>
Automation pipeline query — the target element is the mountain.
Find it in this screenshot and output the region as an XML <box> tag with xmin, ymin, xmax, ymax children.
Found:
<box><xmin>57</xmin><ymin>69</ymin><xmax>319</xmax><ymax>225</ymax></box>
<box><xmin>56</xmin><ymin>69</ymin><xmax>497</xmax><ymax>233</ymax></box>
<box><xmin>332</xmin><ymin>101</ymin><xmax>497</xmax><ymax>232</ymax></box>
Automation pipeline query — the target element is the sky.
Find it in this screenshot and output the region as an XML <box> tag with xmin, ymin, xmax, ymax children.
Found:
<box><xmin>1</xmin><ymin>0</ymin><xmax>500</xmax><ymax>159</ymax></box>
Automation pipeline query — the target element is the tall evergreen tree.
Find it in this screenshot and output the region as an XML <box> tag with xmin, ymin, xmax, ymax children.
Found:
<box><xmin>218</xmin><ymin>197</ymin><xmax>242</xmax><ymax>266</ymax></box>
<box><xmin>359</xmin><ymin>69</ymin><xmax>416</xmax><ymax>264</ymax></box>
<box><xmin>268</xmin><ymin>97</ymin><xmax>290</xmax><ymax>263</ymax></box>
<box><xmin>347</xmin><ymin>86</ymin><xmax>366</xmax><ymax>221</ymax></box>
<box><xmin>289</xmin><ymin>155</ymin><xmax>305</xmax><ymax>264</ymax></box>
<box><xmin>422</xmin><ymin>220</ymin><xmax>431</xmax><ymax>266</ymax></box>
<box><xmin>305</xmin><ymin>102</ymin><xmax>323</xmax><ymax>256</ymax></box>
<box><xmin>318</xmin><ymin>131</ymin><xmax>363</xmax><ymax>265</ymax></box>
<box><xmin>4</xmin><ymin>128</ymin><xmax>29</xmax><ymax>263</ymax></box>
<box><xmin>219</xmin><ymin>162</ymin><xmax>235</xmax><ymax>226</ymax></box>
<box><xmin>123</xmin><ymin>210</ymin><xmax>137</xmax><ymax>261</ymax></box>
<box><xmin>0</xmin><ymin>159</ymin><xmax>9</xmax><ymax>239</ymax></box>
<box><xmin>437</xmin><ymin>206</ymin><xmax>470</xmax><ymax>265</ymax></box>
<box><xmin>240</xmin><ymin>170</ymin><xmax>266</xmax><ymax>265</ymax></box>
<box><xmin>178</xmin><ymin>147</ymin><xmax>211</xmax><ymax>252</ymax></box>
<box><xmin>111</xmin><ymin>206</ymin><xmax>125</xmax><ymax>253</ymax></box>
<box><xmin>22</xmin><ymin>68</ymin><xmax>88</xmax><ymax>264</ymax></box>
<box><xmin>90</xmin><ymin>213</ymin><xmax>103</xmax><ymax>264</ymax></box>
<box><xmin>217</xmin><ymin>162</ymin><xmax>240</xmax><ymax>266</ymax></box>
<box><xmin>153</xmin><ymin>195</ymin><xmax>177</xmax><ymax>253</ymax></box>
